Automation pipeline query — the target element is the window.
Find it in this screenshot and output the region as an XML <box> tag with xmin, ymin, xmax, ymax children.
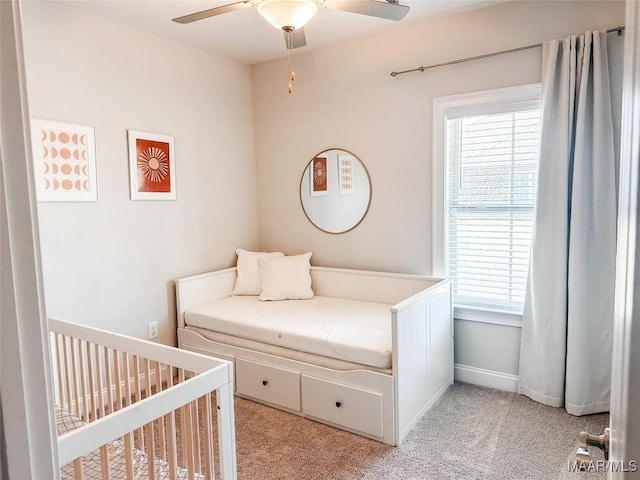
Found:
<box><xmin>433</xmin><ymin>85</ymin><xmax>541</xmax><ymax>316</ymax></box>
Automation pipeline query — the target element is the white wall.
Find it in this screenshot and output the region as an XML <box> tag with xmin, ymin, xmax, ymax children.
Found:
<box><xmin>21</xmin><ymin>1</ymin><xmax>259</xmax><ymax>345</ymax></box>
<box><xmin>17</xmin><ymin>0</ymin><xmax>627</xmax><ymax>384</ymax></box>
<box><xmin>253</xmin><ymin>1</ymin><xmax>626</xmax><ymax>387</ymax></box>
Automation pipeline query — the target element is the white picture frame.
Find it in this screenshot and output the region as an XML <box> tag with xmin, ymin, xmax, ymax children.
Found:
<box><xmin>127</xmin><ymin>130</ymin><xmax>176</xmax><ymax>200</ymax></box>
<box><xmin>30</xmin><ymin>118</ymin><xmax>98</xmax><ymax>202</ymax></box>
<box><xmin>338</xmin><ymin>153</ymin><xmax>355</xmax><ymax>195</ymax></box>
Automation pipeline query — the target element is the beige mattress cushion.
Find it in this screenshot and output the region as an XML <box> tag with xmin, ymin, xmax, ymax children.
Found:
<box><xmin>184</xmin><ymin>295</ymin><xmax>392</xmax><ymax>369</ymax></box>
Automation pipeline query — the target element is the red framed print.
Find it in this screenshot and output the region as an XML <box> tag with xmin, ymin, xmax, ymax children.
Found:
<box><xmin>128</xmin><ymin>130</ymin><xmax>176</xmax><ymax>200</ymax></box>
<box><xmin>310</xmin><ymin>156</ymin><xmax>328</xmax><ymax>196</ymax></box>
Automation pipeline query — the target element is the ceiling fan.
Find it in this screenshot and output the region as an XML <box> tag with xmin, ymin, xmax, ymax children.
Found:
<box><xmin>172</xmin><ymin>0</ymin><xmax>410</xmax><ymax>50</ymax></box>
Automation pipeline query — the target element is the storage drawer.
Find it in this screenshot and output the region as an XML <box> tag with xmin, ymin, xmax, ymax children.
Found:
<box><xmin>236</xmin><ymin>358</ymin><xmax>301</xmax><ymax>411</ymax></box>
<box><xmin>301</xmin><ymin>375</ymin><xmax>383</xmax><ymax>438</ymax></box>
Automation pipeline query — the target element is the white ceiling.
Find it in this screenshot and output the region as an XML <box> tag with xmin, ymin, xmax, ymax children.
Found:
<box><xmin>60</xmin><ymin>0</ymin><xmax>500</xmax><ymax>65</ymax></box>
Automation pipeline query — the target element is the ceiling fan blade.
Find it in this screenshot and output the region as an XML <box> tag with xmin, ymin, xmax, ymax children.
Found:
<box><xmin>172</xmin><ymin>1</ymin><xmax>252</xmax><ymax>24</ymax></box>
<box><xmin>284</xmin><ymin>28</ymin><xmax>307</xmax><ymax>49</ymax></box>
<box><xmin>326</xmin><ymin>0</ymin><xmax>409</xmax><ymax>21</ymax></box>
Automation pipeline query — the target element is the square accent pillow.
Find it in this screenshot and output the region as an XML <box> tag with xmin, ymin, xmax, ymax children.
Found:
<box><xmin>258</xmin><ymin>252</ymin><xmax>314</xmax><ymax>301</ymax></box>
<box><xmin>233</xmin><ymin>249</ymin><xmax>284</xmax><ymax>296</ymax></box>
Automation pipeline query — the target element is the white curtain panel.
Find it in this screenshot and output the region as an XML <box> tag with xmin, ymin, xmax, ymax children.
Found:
<box><xmin>518</xmin><ymin>31</ymin><xmax>617</xmax><ymax>416</ymax></box>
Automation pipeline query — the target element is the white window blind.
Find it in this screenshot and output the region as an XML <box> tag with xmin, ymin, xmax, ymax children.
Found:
<box><xmin>446</xmin><ymin>108</ymin><xmax>541</xmax><ymax>311</ymax></box>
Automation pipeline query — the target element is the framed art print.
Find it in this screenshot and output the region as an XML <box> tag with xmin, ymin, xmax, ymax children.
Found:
<box><xmin>338</xmin><ymin>153</ymin><xmax>355</xmax><ymax>195</ymax></box>
<box><xmin>128</xmin><ymin>130</ymin><xmax>176</xmax><ymax>200</ymax></box>
<box><xmin>310</xmin><ymin>156</ymin><xmax>328</xmax><ymax>196</ymax></box>
<box><xmin>30</xmin><ymin>118</ymin><xmax>97</xmax><ymax>202</ymax></box>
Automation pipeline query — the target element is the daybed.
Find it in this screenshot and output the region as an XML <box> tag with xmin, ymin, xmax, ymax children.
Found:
<box><xmin>175</xmin><ymin>257</ymin><xmax>453</xmax><ymax>446</ymax></box>
<box><xmin>49</xmin><ymin>317</ymin><xmax>237</xmax><ymax>480</ymax></box>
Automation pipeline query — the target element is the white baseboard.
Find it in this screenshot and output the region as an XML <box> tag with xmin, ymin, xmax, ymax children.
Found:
<box><xmin>454</xmin><ymin>363</ymin><xmax>519</xmax><ymax>393</ymax></box>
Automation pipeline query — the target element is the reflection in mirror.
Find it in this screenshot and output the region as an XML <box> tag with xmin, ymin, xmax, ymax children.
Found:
<box><xmin>300</xmin><ymin>149</ymin><xmax>371</xmax><ymax>234</ymax></box>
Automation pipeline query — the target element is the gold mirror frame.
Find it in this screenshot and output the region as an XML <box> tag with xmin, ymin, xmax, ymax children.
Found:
<box><xmin>299</xmin><ymin>148</ymin><xmax>372</xmax><ymax>234</ymax></box>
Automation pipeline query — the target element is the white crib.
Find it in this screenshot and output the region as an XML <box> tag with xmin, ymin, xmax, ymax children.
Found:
<box><xmin>49</xmin><ymin>317</ymin><xmax>237</xmax><ymax>480</ymax></box>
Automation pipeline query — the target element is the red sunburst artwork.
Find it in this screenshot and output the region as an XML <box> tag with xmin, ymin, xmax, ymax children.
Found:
<box><xmin>128</xmin><ymin>130</ymin><xmax>176</xmax><ymax>200</ymax></box>
<box><xmin>312</xmin><ymin>156</ymin><xmax>328</xmax><ymax>195</ymax></box>
<box><xmin>136</xmin><ymin>139</ymin><xmax>171</xmax><ymax>192</ymax></box>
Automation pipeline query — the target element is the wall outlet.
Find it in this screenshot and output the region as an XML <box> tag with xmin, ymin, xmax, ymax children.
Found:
<box><xmin>147</xmin><ymin>321</ymin><xmax>159</xmax><ymax>340</ymax></box>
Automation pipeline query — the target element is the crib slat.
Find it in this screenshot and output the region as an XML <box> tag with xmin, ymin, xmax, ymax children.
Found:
<box><xmin>146</xmin><ymin>422</ymin><xmax>157</xmax><ymax>480</ymax></box>
<box><xmin>133</xmin><ymin>355</ymin><xmax>145</xmax><ymax>451</ymax></box>
<box><xmin>63</xmin><ymin>336</ymin><xmax>72</xmax><ymax>412</ymax></box>
<box><xmin>114</xmin><ymin>349</ymin><xmax>123</xmax><ymax>413</ymax></box>
<box><xmin>55</xmin><ymin>333</ymin><xmax>65</xmax><ymax>407</ymax></box>
<box><xmin>155</xmin><ymin>361</ymin><xmax>167</xmax><ymax>460</ymax></box>
<box><xmin>104</xmin><ymin>346</ymin><xmax>113</xmax><ymax>415</ymax></box>
<box><xmin>70</xmin><ymin>338</ymin><xmax>81</xmax><ymax>418</ymax></box>
<box><xmin>166</xmin><ymin>411</ymin><xmax>178</xmax><ymax>480</ymax></box>
<box><xmin>145</xmin><ymin>358</ymin><xmax>153</xmax><ymax>451</ymax></box>
<box><xmin>124</xmin><ymin>432</ymin><xmax>135</xmax><ymax>480</ymax></box>
<box><xmin>86</xmin><ymin>341</ymin><xmax>97</xmax><ymax>422</ymax></box>
<box><xmin>202</xmin><ymin>394</ymin><xmax>215</xmax><ymax>480</ymax></box>
<box><xmin>73</xmin><ymin>458</ymin><xmax>84</xmax><ymax>480</ymax></box>
<box><xmin>146</xmin><ymin>357</ymin><xmax>153</xmax><ymax>397</ymax></box>
<box><xmin>95</xmin><ymin>344</ymin><xmax>107</xmax><ymax>420</ymax></box>
<box><xmin>122</xmin><ymin>435</ymin><xmax>135</xmax><ymax>479</ymax></box>
<box><xmin>192</xmin><ymin>395</ymin><xmax>202</xmax><ymax>474</ymax></box>
<box><xmin>99</xmin><ymin>444</ymin><xmax>110</xmax><ymax>480</ymax></box>
<box><xmin>165</xmin><ymin>374</ymin><xmax>178</xmax><ymax>480</ymax></box>
<box><xmin>144</xmin><ymin>357</ymin><xmax>158</xmax><ymax>480</ymax></box>
<box><xmin>177</xmin><ymin>369</ymin><xmax>191</xmax><ymax>475</ymax></box>
<box><xmin>186</xmin><ymin>399</ymin><xmax>197</xmax><ymax>480</ymax></box>
<box><xmin>177</xmin><ymin>370</ymin><xmax>188</xmax><ymax>476</ymax></box>
<box><xmin>78</xmin><ymin>340</ymin><xmax>89</xmax><ymax>422</ymax></box>
<box><xmin>132</xmin><ymin>354</ymin><xmax>140</xmax><ymax>404</ymax></box>
<box><xmin>123</xmin><ymin>352</ymin><xmax>132</xmax><ymax>408</ymax></box>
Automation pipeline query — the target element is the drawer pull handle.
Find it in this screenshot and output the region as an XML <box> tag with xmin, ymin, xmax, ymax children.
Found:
<box><xmin>262</xmin><ymin>380</ymin><xmax>268</xmax><ymax>386</ymax></box>
<box><xmin>335</xmin><ymin>401</ymin><xmax>342</xmax><ymax>408</ymax></box>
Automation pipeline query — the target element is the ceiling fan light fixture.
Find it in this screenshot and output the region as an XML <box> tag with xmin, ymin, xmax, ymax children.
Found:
<box><xmin>257</xmin><ymin>0</ymin><xmax>319</xmax><ymax>31</ymax></box>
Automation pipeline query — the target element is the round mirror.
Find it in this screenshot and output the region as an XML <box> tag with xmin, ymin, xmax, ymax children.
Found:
<box><xmin>300</xmin><ymin>148</ymin><xmax>371</xmax><ymax>234</ymax></box>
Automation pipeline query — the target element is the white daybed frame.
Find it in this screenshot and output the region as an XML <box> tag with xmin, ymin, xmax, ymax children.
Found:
<box><xmin>49</xmin><ymin>317</ymin><xmax>237</xmax><ymax>480</ymax></box>
<box><xmin>176</xmin><ymin>266</ymin><xmax>453</xmax><ymax>446</ymax></box>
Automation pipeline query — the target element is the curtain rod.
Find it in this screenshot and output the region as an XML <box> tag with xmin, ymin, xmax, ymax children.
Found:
<box><xmin>390</xmin><ymin>26</ymin><xmax>625</xmax><ymax>78</ymax></box>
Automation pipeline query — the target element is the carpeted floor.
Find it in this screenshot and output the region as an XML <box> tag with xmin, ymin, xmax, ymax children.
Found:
<box><xmin>230</xmin><ymin>382</ymin><xmax>609</xmax><ymax>480</ymax></box>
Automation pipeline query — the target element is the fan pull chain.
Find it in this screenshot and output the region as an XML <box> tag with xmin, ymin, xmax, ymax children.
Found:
<box><xmin>286</xmin><ymin>30</ymin><xmax>295</xmax><ymax>94</ymax></box>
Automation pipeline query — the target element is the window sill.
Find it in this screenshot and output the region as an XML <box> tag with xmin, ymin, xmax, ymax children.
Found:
<box><xmin>453</xmin><ymin>305</ymin><xmax>523</xmax><ymax>328</ymax></box>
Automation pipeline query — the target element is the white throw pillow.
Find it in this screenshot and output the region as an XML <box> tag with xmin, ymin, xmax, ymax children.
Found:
<box><xmin>233</xmin><ymin>249</ymin><xmax>284</xmax><ymax>296</ymax></box>
<box><xmin>258</xmin><ymin>252</ymin><xmax>314</xmax><ymax>301</ymax></box>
